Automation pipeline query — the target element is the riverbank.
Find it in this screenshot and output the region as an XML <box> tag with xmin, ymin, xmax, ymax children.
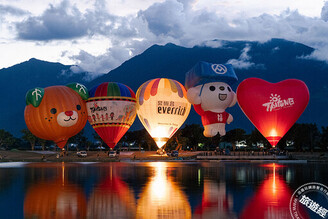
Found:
<box><xmin>0</xmin><ymin>150</ymin><xmax>327</xmax><ymax>162</ymax></box>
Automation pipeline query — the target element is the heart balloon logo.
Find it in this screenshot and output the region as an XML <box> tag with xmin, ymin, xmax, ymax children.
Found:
<box><xmin>237</xmin><ymin>78</ymin><xmax>309</xmax><ymax>147</ymax></box>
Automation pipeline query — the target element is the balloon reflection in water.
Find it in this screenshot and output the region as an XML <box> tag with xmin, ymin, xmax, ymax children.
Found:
<box><xmin>240</xmin><ymin>163</ymin><xmax>297</xmax><ymax>219</ymax></box>
<box><xmin>87</xmin><ymin>174</ymin><xmax>136</xmax><ymax>218</ymax></box>
<box><xmin>194</xmin><ymin>180</ymin><xmax>237</xmax><ymax>219</ymax></box>
<box><xmin>136</xmin><ymin>162</ymin><xmax>192</xmax><ymax>219</ymax></box>
<box><xmin>24</xmin><ymin>163</ymin><xmax>87</xmax><ymax>219</ymax></box>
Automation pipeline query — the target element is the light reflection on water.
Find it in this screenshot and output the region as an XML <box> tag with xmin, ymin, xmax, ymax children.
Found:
<box><xmin>0</xmin><ymin>161</ymin><xmax>326</xmax><ymax>218</ymax></box>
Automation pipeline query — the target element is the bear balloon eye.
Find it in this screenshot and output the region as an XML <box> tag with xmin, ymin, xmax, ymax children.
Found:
<box><xmin>209</xmin><ymin>86</ymin><xmax>216</xmax><ymax>91</ymax></box>
<box><xmin>227</xmin><ymin>87</ymin><xmax>231</xmax><ymax>92</ymax></box>
<box><xmin>76</xmin><ymin>105</ymin><xmax>81</xmax><ymax>110</ymax></box>
<box><xmin>50</xmin><ymin>108</ymin><xmax>57</xmax><ymax>114</ymax></box>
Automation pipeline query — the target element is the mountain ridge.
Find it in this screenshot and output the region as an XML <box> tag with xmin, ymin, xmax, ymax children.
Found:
<box><xmin>0</xmin><ymin>38</ymin><xmax>327</xmax><ymax>137</ymax></box>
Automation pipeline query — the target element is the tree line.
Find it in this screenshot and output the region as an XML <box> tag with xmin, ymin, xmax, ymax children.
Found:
<box><xmin>0</xmin><ymin>123</ymin><xmax>327</xmax><ymax>151</ymax></box>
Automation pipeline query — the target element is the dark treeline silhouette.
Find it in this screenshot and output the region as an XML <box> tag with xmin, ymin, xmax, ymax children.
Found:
<box><xmin>0</xmin><ymin>123</ymin><xmax>327</xmax><ymax>152</ymax></box>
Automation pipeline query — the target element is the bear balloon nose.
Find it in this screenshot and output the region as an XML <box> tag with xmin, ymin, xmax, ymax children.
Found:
<box><xmin>65</xmin><ymin>111</ymin><xmax>73</xmax><ymax>116</ymax></box>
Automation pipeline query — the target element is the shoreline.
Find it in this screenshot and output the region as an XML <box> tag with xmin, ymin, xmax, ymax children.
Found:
<box><xmin>0</xmin><ymin>150</ymin><xmax>327</xmax><ymax>163</ymax></box>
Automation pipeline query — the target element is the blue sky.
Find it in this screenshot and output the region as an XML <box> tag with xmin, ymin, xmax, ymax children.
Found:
<box><xmin>0</xmin><ymin>0</ymin><xmax>328</xmax><ymax>77</ymax></box>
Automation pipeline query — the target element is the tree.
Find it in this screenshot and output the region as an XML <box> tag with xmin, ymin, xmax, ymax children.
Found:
<box><xmin>247</xmin><ymin>129</ymin><xmax>269</xmax><ymax>149</ymax></box>
<box><xmin>319</xmin><ymin>126</ymin><xmax>328</xmax><ymax>151</ymax></box>
<box><xmin>38</xmin><ymin>138</ymin><xmax>47</xmax><ymax>151</ymax></box>
<box><xmin>21</xmin><ymin>129</ymin><xmax>37</xmax><ymax>150</ymax></box>
<box><xmin>68</xmin><ymin>129</ymin><xmax>90</xmax><ymax>151</ymax></box>
<box><xmin>0</xmin><ymin>129</ymin><xmax>16</xmax><ymax>150</ymax></box>
<box><xmin>222</xmin><ymin>128</ymin><xmax>246</xmax><ymax>150</ymax></box>
<box><xmin>283</xmin><ymin>123</ymin><xmax>320</xmax><ymax>152</ymax></box>
<box><xmin>180</xmin><ymin>124</ymin><xmax>208</xmax><ymax>151</ymax></box>
<box><xmin>166</xmin><ymin>130</ymin><xmax>188</xmax><ymax>151</ymax></box>
<box><xmin>123</xmin><ymin>129</ymin><xmax>156</xmax><ymax>151</ymax></box>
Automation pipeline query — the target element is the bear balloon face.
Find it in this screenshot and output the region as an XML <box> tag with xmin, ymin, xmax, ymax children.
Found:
<box><xmin>199</xmin><ymin>82</ymin><xmax>236</xmax><ymax>112</ymax></box>
<box><xmin>187</xmin><ymin>82</ymin><xmax>237</xmax><ymax>112</ymax></box>
<box><xmin>24</xmin><ymin>83</ymin><xmax>89</xmax><ymax>148</ymax></box>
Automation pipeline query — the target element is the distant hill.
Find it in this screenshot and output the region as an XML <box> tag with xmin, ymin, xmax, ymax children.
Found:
<box><xmin>0</xmin><ymin>58</ymin><xmax>90</xmax><ymax>136</ymax></box>
<box><xmin>1</xmin><ymin>38</ymin><xmax>327</xmax><ymax>137</ymax></box>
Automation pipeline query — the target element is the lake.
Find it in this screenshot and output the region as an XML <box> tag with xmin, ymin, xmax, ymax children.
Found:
<box><xmin>0</xmin><ymin>161</ymin><xmax>327</xmax><ymax>219</ymax></box>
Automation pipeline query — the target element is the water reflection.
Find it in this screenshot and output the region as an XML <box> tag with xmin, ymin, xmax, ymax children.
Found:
<box><xmin>194</xmin><ymin>180</ymin><xmax>236</xmax><ymax>219</ymax></box>
<box><xmin>240</xmin><ymin>164</ymin><xmax>292</xmax><ymax>219</ymax></box>
<box><xmin>0</xmin><ymin>161</ymin><xmax>325</xmax><ymax>219</ymax></box>
<box><xmin>24</xmin><ymin>163</ymin><xmax>87</xmax><ymax>219</ymax></box>
<box><xmin>136</xmin><ymin>162</ymin><xmax>192</xmax><ymax>219</ymax></box>
<box><xmin>87</xmin><ymin>166</ymin><xmax>136</xmax><ymax>219</ymax></box>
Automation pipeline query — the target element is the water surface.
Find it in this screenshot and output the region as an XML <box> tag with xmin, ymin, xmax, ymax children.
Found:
<box><xmin>0</xmin><ymin>161</ymin><xmax>327</xmax><ymax>219</ymax></box>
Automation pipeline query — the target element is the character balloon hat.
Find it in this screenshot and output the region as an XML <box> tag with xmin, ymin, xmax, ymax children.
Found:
<box><xmin>185</xmin><ymin>61</ymin><xmax>238</xmax><ymax>137</ymax></box>
<box><xmin>185</xmin><ymin>61</ymin><xmax>238</xmax><ymax>90</ymax></box>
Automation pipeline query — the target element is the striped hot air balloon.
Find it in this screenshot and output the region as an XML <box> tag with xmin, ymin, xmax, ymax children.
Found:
<box><xmin>87</xmin><ymin>82</ymin><xmax>137</xmax><ymax>148</ymax></box>
<box><xmin>136</xmin><ymin>78</ymin><xmax>191</xmax><ymax>148</ymax></box>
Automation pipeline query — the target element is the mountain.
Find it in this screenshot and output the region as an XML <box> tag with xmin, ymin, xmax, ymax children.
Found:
<box><xmin>89</xmin><ymin>38</ymin><xmax>328</xmax><ymax>132</ymax></box>
<box><xmin>1</xmin><ymin>38</ymin><xmax>327</xmax><ymax>137</ymax></box>
<box><xmin>0</xmin><ymin>58</ymin><xmax>90</xmax><ymax>136</ymax></box>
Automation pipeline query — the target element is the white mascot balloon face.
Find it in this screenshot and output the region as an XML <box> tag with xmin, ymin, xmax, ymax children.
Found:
<box><xmin>187</xmin><ymin>82</ymin><xmax>237</xmax><ymax>137</ymax></box>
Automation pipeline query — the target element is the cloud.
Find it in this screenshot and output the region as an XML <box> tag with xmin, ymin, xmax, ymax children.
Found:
<box><xmin>16</xmin><ymin>1</ymin><xmax>89</xmax><ymax>40</ymax></box>
<box><xmin>5</xmin><ymin>0</ymin><xmax>328</xmax><ymax>74</ymax></box>
<box><xmin>227</xmin><ymin>44</ymin><xmax>264</xmax><ymax>69</ymax></box>
<box><xmin>70</xmin><ymin>46</ymin><xmax>132</xmax><ymax>77</ymax></box>
<box><xmin>15</xmin><ymin>0</ymin><xmax>119</xmax><ymax>41</ymax></box>
<box><xmin>0</xmin><ymin>4</ymin><xmax>29</xmax><ymax>16</ymax></box>
<box><xmin>321</xmin><ymin>1</ymin><xmax>328</xmax><ymax>21</ymax></box>
<box><xmin>139</xmin><ymin>0</ymin><xmax>185</xmax><ymax>38</ymax></box>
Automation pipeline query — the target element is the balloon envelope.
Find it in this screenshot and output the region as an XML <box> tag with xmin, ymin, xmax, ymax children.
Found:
<box><xmin>136</xmin><ymin>78</ymin><xmax>191</xmax><ymax>148</ymax></box>
<box><xmin>87</xmin><ymin>82</ymin><xmax>137</xmax><ymax>148</ymax></box>
<box><xmin>24</xmin><ymin>85</ymin><xmax>88</xmax><ymax>149</ymax></box>
<box><xmin>237</xmin><ymin>78</ymin><xmax>309</xmax><ymax>147</ymax></box>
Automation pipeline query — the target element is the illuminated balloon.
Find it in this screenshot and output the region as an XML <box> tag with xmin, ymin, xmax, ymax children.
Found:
<box><xmin>136</xmin><ymin>78</ymin><xmax>191</xmax><ymax>148</ymax></box>
<box><xmin>237</xmin><ymin>78</ymin><xmax>309</xmax><ymax>147</ymax></box>
<box><xmin>87</xmin><ymin>82</ymin><xmax>137</xmax><ymax>148</ymax></box>
<box><xmin>24</xmin><ymin>83</ymin><xmax>89</xmax><ymax>148</ymax></box>
<box><xmin>185</xmin><ymin>62</ymin><xmax>238</xmax><ymax>137</ymax></box>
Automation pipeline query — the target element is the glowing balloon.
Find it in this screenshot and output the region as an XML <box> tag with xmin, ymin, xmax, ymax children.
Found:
<box><xmin>24</xmin><ymin>83</ymin><xmax>89</xmax><ymax>148</ymax></box>
<box><xmin>237</xmin><ymin>78</ymin><xmax>309</xmax><ymax>147</ymax></box>
<box><xmin>136</xmin><ymin>78</ymin><xmax>191</xmax><ymax>148</ymax></box>
<box><xmin>87</xmin><ymin>82</ymin><xmax>137</xmax><ymax>148</ymax></box>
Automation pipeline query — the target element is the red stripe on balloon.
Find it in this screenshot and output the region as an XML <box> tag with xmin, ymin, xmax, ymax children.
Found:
<box><xmin>150</xmin><ymin>78</ymin><xmax>161</xmax><ymax>96</ymax></box>
<box><xmin>95</xmin><ymin>83</ymin><xmax>108</xmax><ymax>97</ymax></box>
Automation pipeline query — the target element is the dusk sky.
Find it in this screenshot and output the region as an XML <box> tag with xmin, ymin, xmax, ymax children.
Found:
<box><xmin>1</xmin><ymin>0</ymin><xmax>328</xmax><ymax>77</ymax></box>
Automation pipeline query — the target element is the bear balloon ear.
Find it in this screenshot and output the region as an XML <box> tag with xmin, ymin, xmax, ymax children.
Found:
<box><xmin>187</xmin><ymin>86</ymin><xmax>202</xmax><ymax>105</ymax></box>
<box><xmin>26</xmin><ymin>88</ymin><xmax>44</xmax><ymax>107</ymax></box>
<box><xmin>229</xmin><ymin>91</ymin><xmax>237</xmax><ymax>107</ymax></box>
<box><xmin>66</xmin><ymin>83</ymin><xmax>89</xmax><ymax>100</ymax></box>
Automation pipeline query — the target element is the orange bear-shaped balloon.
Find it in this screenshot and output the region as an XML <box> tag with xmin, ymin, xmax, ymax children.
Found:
<box><xmin>24</xmin><ymin>83</ymin><xmax>89</xmax><ymax>148</ymax></box>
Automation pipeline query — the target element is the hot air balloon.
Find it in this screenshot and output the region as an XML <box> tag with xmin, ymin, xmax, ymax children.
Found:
<box><xmin>136</xmin><ymin>78</ymin><xmax>191</xmax><ymax>149</ymax></box>
<box><xmin>24</xmin><ymin>83</ymin><xmax>89</xmax><ymax>149</ymax></box>
<box><xmin>185</xmin><ymin>62</ymin><xmax>238</xmax><ymax>137</ymax></box>
<box><xmin>87</xmin><ymin>82</ymin><xmax>137</xmax><ymax>148</ymax></box>
<box><xmin>237</xmin><ymin>78</ymin><xmax>309</xmax><ymax>147</ymax></box>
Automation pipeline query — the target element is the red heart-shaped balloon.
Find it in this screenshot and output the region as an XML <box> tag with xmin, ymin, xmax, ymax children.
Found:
<box><xmin>237</xmin><ymin>78</ymin><xmax>309</xmax><ymax>147</ymax></box>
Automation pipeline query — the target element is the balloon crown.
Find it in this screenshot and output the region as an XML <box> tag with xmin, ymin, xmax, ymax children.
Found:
<box><xmin>185</xmin><ymin>61</ymin><xmax>238</xmax><ymax>89</ymax></box>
